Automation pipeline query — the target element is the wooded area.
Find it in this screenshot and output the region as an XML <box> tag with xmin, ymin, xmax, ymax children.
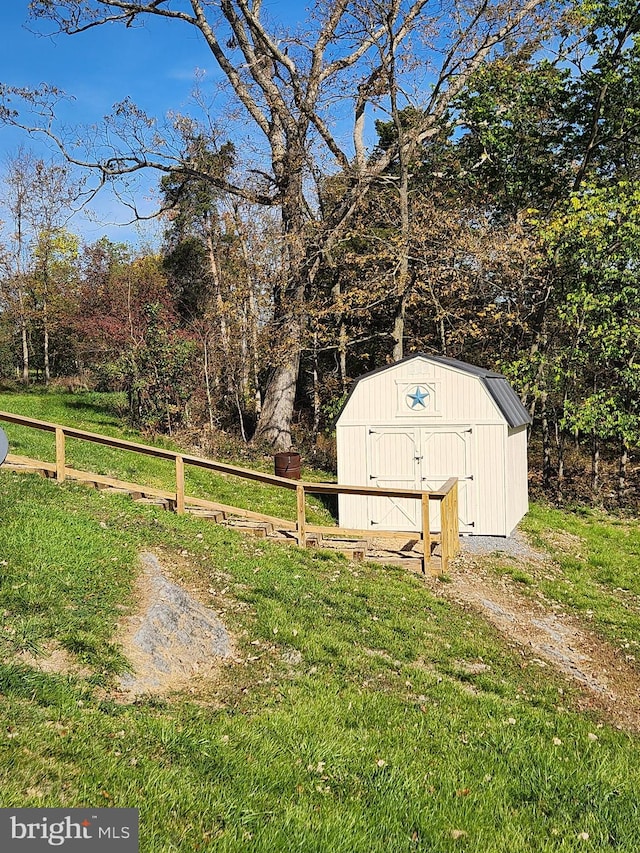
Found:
<box><xmin>1</xmin><ymin>0</ymin><xmax>640</xmax><ymax>507</ymax></box>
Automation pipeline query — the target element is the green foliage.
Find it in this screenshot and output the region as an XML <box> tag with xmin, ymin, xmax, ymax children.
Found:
<box><xmin>110</xmin><ymin>303</ymin><xmax>198</xmax><ymax>433</ymax></box>
<box><xmin>453</xmin><ymin>56</ymin><xmax>573</xmax><ymax>215</ymax></box>
<box><xmin>541</xmin><ymin>180</ymin><xmax>640</xmax><ymax>446</ymax></box>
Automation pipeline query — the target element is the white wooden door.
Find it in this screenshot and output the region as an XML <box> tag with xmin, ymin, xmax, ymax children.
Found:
<box><xmin>420</xmin><ymin>427</ymin><xmax>475</xmax><ymax>533</ymax></box>
<box><xmin>367</xmin><ymin>428</ymin><xmax>421</xmax><ymax>531</ymax></box>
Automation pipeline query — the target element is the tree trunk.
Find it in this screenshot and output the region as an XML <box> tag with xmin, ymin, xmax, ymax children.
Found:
<box><xmin>14</xmin><ymin>275</ymin><xmax>29</xmax><ymax>384</ymax></box>
<box><xmin>541</xmin><ymin>390</ymin><xmax>551</xmax><ymax>489</ymax></box>
<box><xmin>312</xmin><ymin>330</ymin><xmax>321</xmax><ymax>439</ymax></box>
<box><xmin>253</xmin><ymin>335</ymin><xmax>301</xmax><ymax>450</ymax></box>
<box><xmin>331</xmin><ymin>279</ymin><xmax>349</xmax><ymax>393</ymax></box>
<box><xmin>205</xmin><ymin>224</ymin><xmax>232</xmax><ymax>394</ymax></box>
<box><xmin>233</xmin><ymin>204</ymin><xmax>262</xmax><ymax>417</ymax></box>
<box><xmin>618</xmin><ymin>437</ymin><xmax>628</xmax><ymax>503</ymax></box>
<box><xmin>240</xmin><ymin>302</ymin><xmax>250</xmax><ymax>403</ymax></box>
<box><xmin>20</xmin><ymin>315</ymin><xmax>29</xmax><ymax>385</ymax></box>
<box><xmin>390</xmin><ymin>38</ymin><xmax>411</xmax><ymax>364</ymax></box>
<box><xmin>250</xmin><ymin>288</ymin><xmax>262</xmax><ymax>417</ymax></box>
<box><xmin>43</xmin><ymin>294</ymin><xmax>50</xmax><ymax>385</ymax></box>
<box><xmin>253</xmin><ymin>156</ymin><xmax>307</xmax><ymax>449</ymax></box>
<box><xmin>591</xmin><ymin>432</ymin><xmax>600</xmax><ymax>497</ymax></box>
<box><xmin>555</xmin><ymin>419</ymin><xmax>565</xmax><ymax>503</ymax></box>
<box><xmin>392</xmin><ymin>291</ymin><xmax>408</xmax><ymax>362</ymax></box>
<box><xmin>203</xmin><ymin>332</ymin><xmax>215</xmax><ymax>432</ymax></box>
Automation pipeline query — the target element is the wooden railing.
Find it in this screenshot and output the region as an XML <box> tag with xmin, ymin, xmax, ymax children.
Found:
<box><xmin>0</xmin><ymin>411</ymin><xmax>460</xmax><ymax>573</ymax></box>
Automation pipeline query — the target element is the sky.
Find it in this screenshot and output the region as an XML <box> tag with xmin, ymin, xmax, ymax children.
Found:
<box><xmin>0</xmin><ymin>3</ymin><xmax>301</xmax><ymax>248</ymax></box>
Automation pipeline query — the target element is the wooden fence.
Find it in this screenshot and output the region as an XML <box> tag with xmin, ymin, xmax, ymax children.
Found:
<box><xmin>0</xmin><ymin>411</ymin><xmax>460</xmax><ymax>573</ymax></box>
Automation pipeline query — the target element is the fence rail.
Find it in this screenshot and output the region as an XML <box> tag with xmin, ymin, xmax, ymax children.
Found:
<box><xmin>0</xmin><ymin>410</ymin><xmax>460</xmax><ymax>572</ymax></box>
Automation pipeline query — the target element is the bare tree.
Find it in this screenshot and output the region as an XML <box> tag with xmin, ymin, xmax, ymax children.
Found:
<box><xmin>1</xmin><ymin>149</ymin><xmax>33</xmax><ymax>382</ymax></box>
<box><xmin>3</xmin><ymin>0</ymin><xmax>550</xmax><ymax>446</ymax></box>
<box><xmin>1</xmin><ymin>151</ymin><xmax>81</xmax><ymax>383</ymax></box>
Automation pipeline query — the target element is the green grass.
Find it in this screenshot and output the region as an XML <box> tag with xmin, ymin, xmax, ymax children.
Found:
<box><xmin>0</xmin><ymin>473</ymin><xmax>638</xmax><ymax>851</ymax></box>
<box><xmin>516</xmin><ymin>505</ymin><xmax>640</xmax><ymax>655</ymax></box>
<box><xmin>0</xmin><ymin>390</ymin><xmax>639</xmax><ymax>851</ymax></box>
<box><xmin>0</xmin><ymin>389</ymin><xmax>335</xmax><ymax>526</ymax></box>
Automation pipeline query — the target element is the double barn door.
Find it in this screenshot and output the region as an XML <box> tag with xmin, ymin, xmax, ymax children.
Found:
<box><xmin>367</xmin><ymin>426</ymin><xmax>474</xmax><ymax>533</ymax></box>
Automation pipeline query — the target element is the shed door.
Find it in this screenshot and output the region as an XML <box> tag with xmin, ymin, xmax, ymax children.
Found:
<box><xmin>367</xmin><ymin>428</ymin><xmax>421</xmax><ymax>531</ymax></box>
<box><xmin>420</xmin><ymin>427</ymin><xmax>475</xmax><ymax>534</ymax></box>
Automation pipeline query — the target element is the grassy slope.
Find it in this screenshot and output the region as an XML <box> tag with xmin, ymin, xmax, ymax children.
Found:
<box><xmin>490</xmin><ymin>505</ymin><xmax>640</xmax><ymax>656</ymax></box>
<box><xmin>0</xmin><ymin>392</ymin><xmax>638</xmax><ymax>851</ymax></box>
<box><xmin>0</xmin><ymin>390</ymin><xmax>335</xmax><ymax>526</ymax></box>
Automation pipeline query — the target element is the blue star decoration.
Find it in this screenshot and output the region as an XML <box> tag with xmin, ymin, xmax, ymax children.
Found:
<box><xmin>407</xmin><ymin>385</ymin><xmax>429</xmax><ymax>409</ymax></box>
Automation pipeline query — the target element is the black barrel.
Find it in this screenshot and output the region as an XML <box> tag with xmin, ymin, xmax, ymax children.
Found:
<box><xmin>274</xmin><ymin>451</ymin><xmax>301</xmax><ymax>480</ymax></box>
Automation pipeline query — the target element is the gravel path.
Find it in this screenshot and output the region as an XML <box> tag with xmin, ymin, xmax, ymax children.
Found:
<box><xmin>459</xmin><ymin>530</ymin><xmax>546</xmax><ymax>561</ymax></box>
<box><xmin>117</xmin><ymin>552</ymin><xmax>233</xmax><ymax>697</ymax></box>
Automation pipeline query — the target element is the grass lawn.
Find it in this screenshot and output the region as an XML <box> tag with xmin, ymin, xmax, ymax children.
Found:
<box><xmin>0</xmin><ymin>390</ymin><xmax>639</xmax><ymax>851</ymax></box>
<box><xmin>0</xmin><ymin>389</ymin><xmax>335</xmax><ymax>527</ymax></box>
<box><xmin>485</xmin><ymin>505</ymin><xmax>640</xmax><ymax>657</ymax></box>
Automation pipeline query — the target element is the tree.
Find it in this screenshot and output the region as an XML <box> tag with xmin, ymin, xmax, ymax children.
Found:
<box><xmin>3</xmin><ymin>0</ymin><xmax>551</xmax><ymax>447</ymax></box>
<box><xmin>30</xmin><ymin>227</ymin><xmax>80</xmax><ymax>381</ymax></box>
<box><xmin>0</xmin><ymin>151</ymin><xmax>82</xmax><ymax>382</ymax></box>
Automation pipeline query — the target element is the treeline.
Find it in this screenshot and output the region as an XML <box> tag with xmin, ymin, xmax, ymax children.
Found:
<box><xmin>1</xmin><ymin>0</ymin><xmax>640</xmax><ymax>508</ymax></box>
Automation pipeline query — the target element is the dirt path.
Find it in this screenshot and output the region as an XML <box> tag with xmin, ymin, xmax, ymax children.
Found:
<box><xmin>429</xmin><ymin>544</ymin><xmax>640</xmax><ymax>732</ymax></box>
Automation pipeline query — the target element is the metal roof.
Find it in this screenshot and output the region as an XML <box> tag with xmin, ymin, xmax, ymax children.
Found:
<box><xmin>338</xmin><ymin>353</ymin><xmax>531</xmax><ymax>428</ymax></box>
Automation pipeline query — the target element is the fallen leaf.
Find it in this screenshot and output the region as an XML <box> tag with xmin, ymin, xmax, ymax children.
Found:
<box><xmin>450</xmin><ymin>829</ymin><xmax>468</xmax><ymax>840</ymax></box>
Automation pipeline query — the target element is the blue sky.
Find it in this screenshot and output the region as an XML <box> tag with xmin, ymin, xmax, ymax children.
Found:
<box><xmin>0</xmin><ymin>4</ymin><xmax>299</xmax><ymax>247</ymax></box>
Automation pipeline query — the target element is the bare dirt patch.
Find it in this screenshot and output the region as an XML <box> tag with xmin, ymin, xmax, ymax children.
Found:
<box><xmin>115</xmin><ymin>552</ymin><xmax>235</xmax><ymax>700</ymax></box>
<box><xmin>13</xmin><ymin>642</ymin><xmax>92</xmax><ymax>678</ymax></box>
<box><xmin>430</xmin><ymin>549</ymin><xmax>640</xmax><ymax>732</ymax></box>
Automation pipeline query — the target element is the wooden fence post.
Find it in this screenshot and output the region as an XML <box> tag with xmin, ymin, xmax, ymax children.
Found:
<box><xmin>421</xmin><ymin>492</ymin><xmax>431</xmax><ymax>574</ymax></box>
<box><xmin>450</xmin><ymin>480</ymin><xmax>459</xmax><ymax>559</ymax></box>
<box><xmin>175</xmin><ymin>455</ymin><xmax>185</xmax><ymax>515</ymax></box>
<box><xmin>440</xmin><ymin>479</ymin><xmax>460</xmax><ymax>573</ymax></box>
<box><xmin>296</xmin><ymin>484</ymin><xmax>306</xmax><ymax>547</ymax></box>
<box><xmin>55</xmin><ymin>428</ymin><xmax>66</xmax><ymax>483</ymax></box>
<box><xmin>441</xmin><ymin>492</ymin><xmax>450</xmax><ymax>573</ymax></box>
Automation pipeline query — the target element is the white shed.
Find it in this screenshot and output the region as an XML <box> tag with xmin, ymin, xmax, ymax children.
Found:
<box><xmin>336</xmin><ymin>353</ymin><xmax>531</xmax><ymax>537</ymax></box>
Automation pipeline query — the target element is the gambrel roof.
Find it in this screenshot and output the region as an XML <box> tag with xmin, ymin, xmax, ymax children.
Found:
<box><xmin>339</xmin><ymin>353</ymin><xmax>532</xmax><ymax>429</ymax></box>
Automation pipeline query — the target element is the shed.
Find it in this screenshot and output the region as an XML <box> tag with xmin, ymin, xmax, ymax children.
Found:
<box><xmin>336</xmin><ymin>354</ymin><xmax>531</xmax><ymax>536</ymax></box>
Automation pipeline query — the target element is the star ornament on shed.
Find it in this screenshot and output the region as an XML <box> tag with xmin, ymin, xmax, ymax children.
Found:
<box><xmin>406</xmin><ymin>385</ymin><xmax>430</xmax><ymax>409</ymax></box>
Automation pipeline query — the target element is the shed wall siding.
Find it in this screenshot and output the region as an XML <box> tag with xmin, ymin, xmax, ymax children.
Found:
<box><xmin>506</xmin><ymin>426</ymin><xmax>529</xmax><ymax>534</ymax></box>
<box><xmin>337</xmin><ymin>425</ymin><xmax>369</xmax><ymax>529</ymax></box>
<box><xmin>473</xmin><ymin>424</ymin><xmax>507</xmax><ymax>536</ymax></box>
